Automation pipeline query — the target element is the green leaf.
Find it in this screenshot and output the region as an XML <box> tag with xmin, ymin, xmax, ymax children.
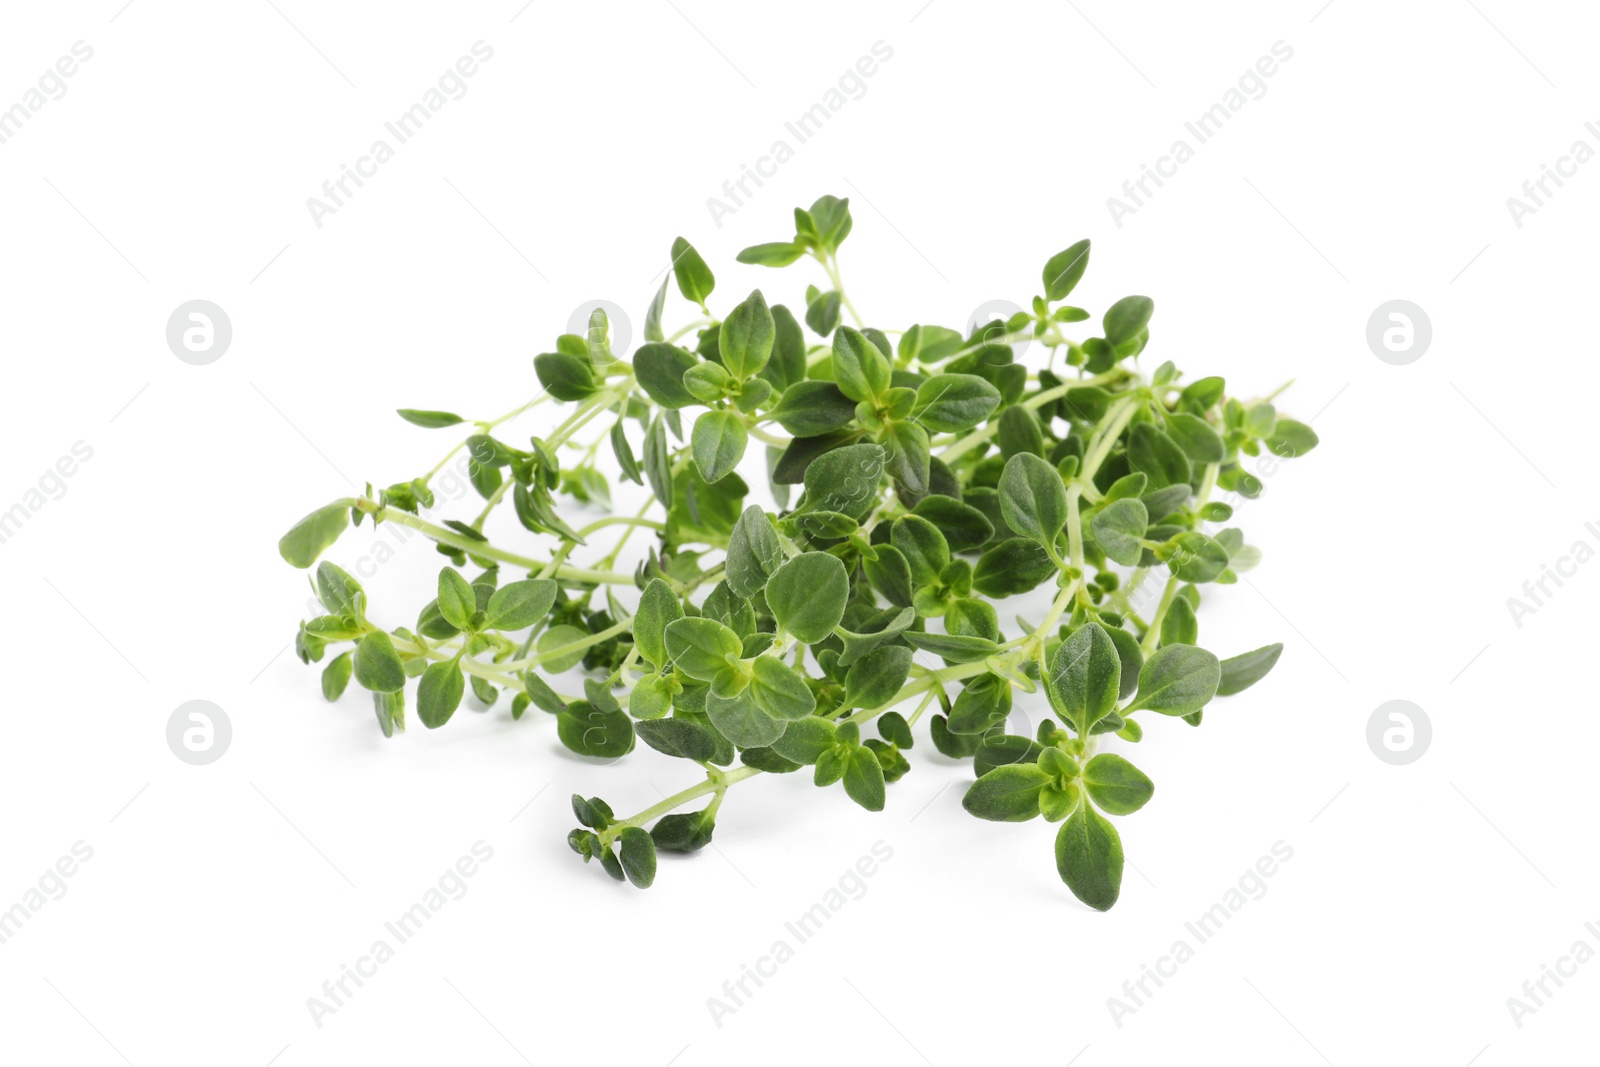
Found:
<box><xmin>633</xmin><ymin>578</ymin><xmax>681</xmax><ymax>668</ymax></box>
<box><xmin>485</xmin><ymin>579</ymin><xmax>557</xmax><ymax>631</ymax></box>
<box><xmin>1103</xmin><ymin>295</ymin><xmax>1154</xmax><ymax>347</ymax></box>
<box><xmin>597</xmin><ymin>845</ymin><xmax>626</xmax><ymax>881</ymax></box>
<box><xmin>279</xmin><ymin>501</ymin><xmax>351</xmax><ymax>569</ymax></box>
<box><xmin>1128</xmin><ymin>644</ymin><xmax>1221</xmax><ymax>716</ymax></box>
<box><xmin>899</xmin><ymin>324</ymin><xmax>965</xmax><ymax>364</ymax></box>
<box><xmin>972</xmin><ymin>539</ymin><xmax>1055</xmax><ymax>598</ymax></box>
<box><xmin>670</xmin><ymin>236</ymin><xmax>715</xmax><ymax>308</ymax></box>
<box><xmin>536</xmin><ymin>625</ymin><xmax>591</xmax><ymax>673</ymax></box>
<box><xmin>1217</xmin><ymin>643</ymin><xmax>1284</xmax><ymax>696</ymax></box>
<box><xmin>881</xmin><ymin>421</ymin><xmax>932</xmax><ymax>498</ymax></box>
<box><xmin>805</xmin><ymin>290</ymin><xmax>842</xmax><ymax>336</ymax></box>
<box><xmin>1048</xmin><ymin>622</ymin><xmax>1120</xmax><ymax>733</ymax></box>
<box><xmin>1180</xmin><ymin>376</ymin><xmax>1226</xmax><ymax>413</ymax></box>
<box><xmin>999</xmin><ymin>452</ymin><xmax>1068</xmax><ymax>552</ymax></box>
<box><xmin>1159</xmin><ymin>595</ymin><xmax>1198</xmax><ymax>647</ymax></box>
<box><xmin>353</xmin><ymin>631</ymin><xmax>406</xmax><ymax>693</ymax></box>
<box><xmin>749</xmin><ymin>657</ymin><xmax>817</xmax><ymax>720</ymax></box>
<box><xmin>635</xmin><ymin>716</ymin><xmax>718</xmax><ymax>761</ymax></box>
<box><xmin>557</xmin><ymin>701</ymin><xmax>635</xmax><ymax>758</ymax></box>
<box><xmin>629</xmin><ymin>674</ymin><xmax>674</xmax><ymax>720</ymax></box>
<box><xmin>901</xmin><ymin>631</ymin><xmax>999</xmax><ymax>663</ymax></box>
<box><xmin>771</xmin><ymin>381</ymin><xmax>857</xmax><ymax>436</ymax></box>
<box><xmin>617</xmin><ymin>827</ymin><xmax>657</xmax><ymax>888</ymax></box>
<box><xmin>692</xmin><ymin>410</ymin><xmax>748</xmax><ymax>485</ymax></box>
<box><xmin>1127</xmin><ymin>423</ymin><xmax>1191</xmax><ymax>490</ymax></box>
<box><xmin>1141</xmin><ymin>484</ymin><xmax>1191</xmax><ymax>523</ymax></box>
<box><xmin>878</xmin><ymin>711</ymin><xmax>914</xmax><ymax>749</ymax></box>
<box><xmin>1265</xmin><ymin>418</ymin><xmax>1319</xmax><ymax>458</ymax></box>
<box><xmin>972</xmin><ymin>733</ymin><xmax>1045</xmax><ymax>777</ymax></box>
<box><xmin>930</xmin><ymin>714</ymin><xmax>981</xmax><ymax>758</ymax></box>
<box><xmin>437</xmin><ymin>567</ymin><xmax>477</xmax><ymax>631</ymax></box>
<box><xmin>891</xmin><ymin>515</ymin><xmax>950</xmax><ymax>587</ymax></box>
<box><xmin>470</xmin><ymin>674</ymin><xmax>497</xmax><ymax>707</ymax></box>
<box><xmin>863</xmin><ymin>544</ymin><xmax>914</xmax><ymax>607</ymax></box>
<box><xmin>315</xmin><ymin>561</ymin><xmax>365</xmax><ymax>618</ymax></box>
<box><xmin>1056</xmin><ymin>801</ymin><xmax>1124</xmax><ymax>911</ymax></box>
<box><xmin>633</xmin><ymin>343</ymin><xmax>699</xmax><ymax>409</ymax></box>
<box><xmin>705</xmin><ymin>686</ymin><xmax>784</xmax><ymax>748</ymax></box>
<box><xmin>946</xmin><ymin>672</ymin><xmax>1013</xmax><ymax>734</ymax></box>
<box><xmin>835</xmin><ymin>606</ymin><xmax>915</xmax><ymax>667</ymax></box>
<box><xmin>611</xmin><ymin>421</ymin><xmax>642</xmax><ymax>485</ymax></box>
<box><xmin>770</xmin><ymin>716</ymin><xmax>838</xmax><ymax>765</ymax></box>
<box><xmin>534</xmin><ymin>351</ymin><xmax>596</xmax><ymax>401</ymax></box>
<box><xmin>720</xmin><ymin>289</ymin><xmax>775</xmax><ymax>379</ymax></box>
<box><xmin>1243</xmin><ymin>402</ymin><xmax>1277</xmax><ymax>438</ymax></box>
<box><xmin>614</xmin><ymin>825</ymin><xmax>659</xmax><ymax>895</ymax></box>
<box><xmin>762</xmin><ymin>305</ymin><xmax>807</xmax><ymax>391</ymax></box>
<box><xmin>799</xmin><ymin>442</ymin><xmax>885</xmax><ymax>520</ymax></box>
<box><xmin>910</xmin><ymin>496</ymin><xmax>994</xmax><ymax>554</ymax></box>
<box><xmin>766</xmin><ymin>551</ymin><xmax>849</xmax><ymax>644</ymax></box>
<box><xmin>737</xmin><ymin>240</ymin><xmax>807</xmax><ymax>266</ymax></box>
<box><xmin>644</xmin><ymin>272</ymin><xmax>669</xmax><ymax>343</ymax></box>
<box><xmin>831</xmin><ymin>326</ymin><xmax>891</xmax><ymax>403</ymax></box>
<box><xmin>396</xmin><ymin>409</ymin><xmax>464</xmax><ymax>428</ymax></box>
<box><xmin>965</xmin><ymin>763</ymin><xmax>1052</xmax><ymax>822</ymax></box>
<box><xmin>1090</xmin><ymin>499</ymin><xmax>1148</xmax><ymax>567</ymax></box>
<box><xmin>912</xmin><ymin>374</ymin><xmax>1001</xmax><ymax>433</ymax></box>
<box><xmin>725</xmin><ymin>505</ymin><xmax>783</xmax><ymax>599</ymax></box>
<box><xmin>417</xmin><ymin>660</ymin><xmax>466</xmax><ymax>728</ymax></box>
<box><xmin>651</xmin><ymin>809</ymin><xmax>716</xmax><ymax>852</ymax></box>
<box><xmin>842</xmin><ymin>746</ymin><xmax>886</xmax><ymax>811</ymax></box>
<box><xmin>998</xmin><ymin>404</ymin><xmax>1045</xmax><ymax>459</ymax></box>
<box><xmin>805</xmin><ymin>195</ymin><xmax>854</xmax><ymax>251</ymax></box>
<box><xmin>1042</xmin><ymin>239</ymin><xmax>1092</xmax><ymax>301</ymax></box>
<box><xmin>842</xmin><ymin>645</ymin><xmax>913</xmax><ymax>710</ymax></box>
<box><xmin>524</xmin><ymin>671</ymin><xmax>566</xmax><ymax>715</ymax></box>
<box><xmin>643</xmin><ymin>414</ymin><xmax>674</xmax><ymax>510</ymax></box>
<box><xmin>321</xmin><ymin>651</ymin><xmax>353</xmax><ymax>702</ymax></box>
<box><xmin>1082</xmin><ymin>753</ymin><xmax>1154</xmax><ymax>815</ymax></box>
<box><xmin>663</xmin><ymin>616</ymin><xmax>742</xmax><ymax>682</ymax></box>
<box><xmin>1164</xmin><ymin>531</ymin><xmax>1230</xmax><ymax>583</ymax></box>
<box><xmin>1164</xmin><ymin>412</ymin><xmax>1226</xmax><ymax>463</ymax></box>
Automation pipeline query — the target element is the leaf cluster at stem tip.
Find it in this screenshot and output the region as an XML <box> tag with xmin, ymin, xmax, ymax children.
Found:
<box><xmin>278</xmin><ymin>193</ymin><xmax>1313</xmax><ymax>910</ymax></box>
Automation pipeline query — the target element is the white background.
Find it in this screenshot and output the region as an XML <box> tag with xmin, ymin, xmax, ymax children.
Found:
<box><xmin>0</xmin><ymin>1</ymin><xmax>1593</xmax><ymax>1064</ymax></box>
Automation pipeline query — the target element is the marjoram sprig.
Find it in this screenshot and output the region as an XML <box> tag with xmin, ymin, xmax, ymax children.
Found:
<box><xmin>279</xmin><ymin>194</ymin><xmax>1315</xmax><ymax>909</ymax></box>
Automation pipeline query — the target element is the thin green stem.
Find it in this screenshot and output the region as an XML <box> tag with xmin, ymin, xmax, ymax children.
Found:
<box><xmin>575</xmin><ymin>515</ymin><xmax>666</xmax><ymax>538</ymax></box>
<box><xmin>360</xmin><ymin>501</ymin><xmax>635</xmax><ymax>584</ymax></box>
<box><xmin>607</xmin><ymin>766</ymin><xmax>762</xmax><ymax>836</ymax></box>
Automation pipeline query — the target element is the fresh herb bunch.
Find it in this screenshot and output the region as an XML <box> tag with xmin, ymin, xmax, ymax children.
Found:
<box><xmin>279</xmin><ymin>194</ymin><xmax>1315</xmax><ymax>910</ymax></box>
